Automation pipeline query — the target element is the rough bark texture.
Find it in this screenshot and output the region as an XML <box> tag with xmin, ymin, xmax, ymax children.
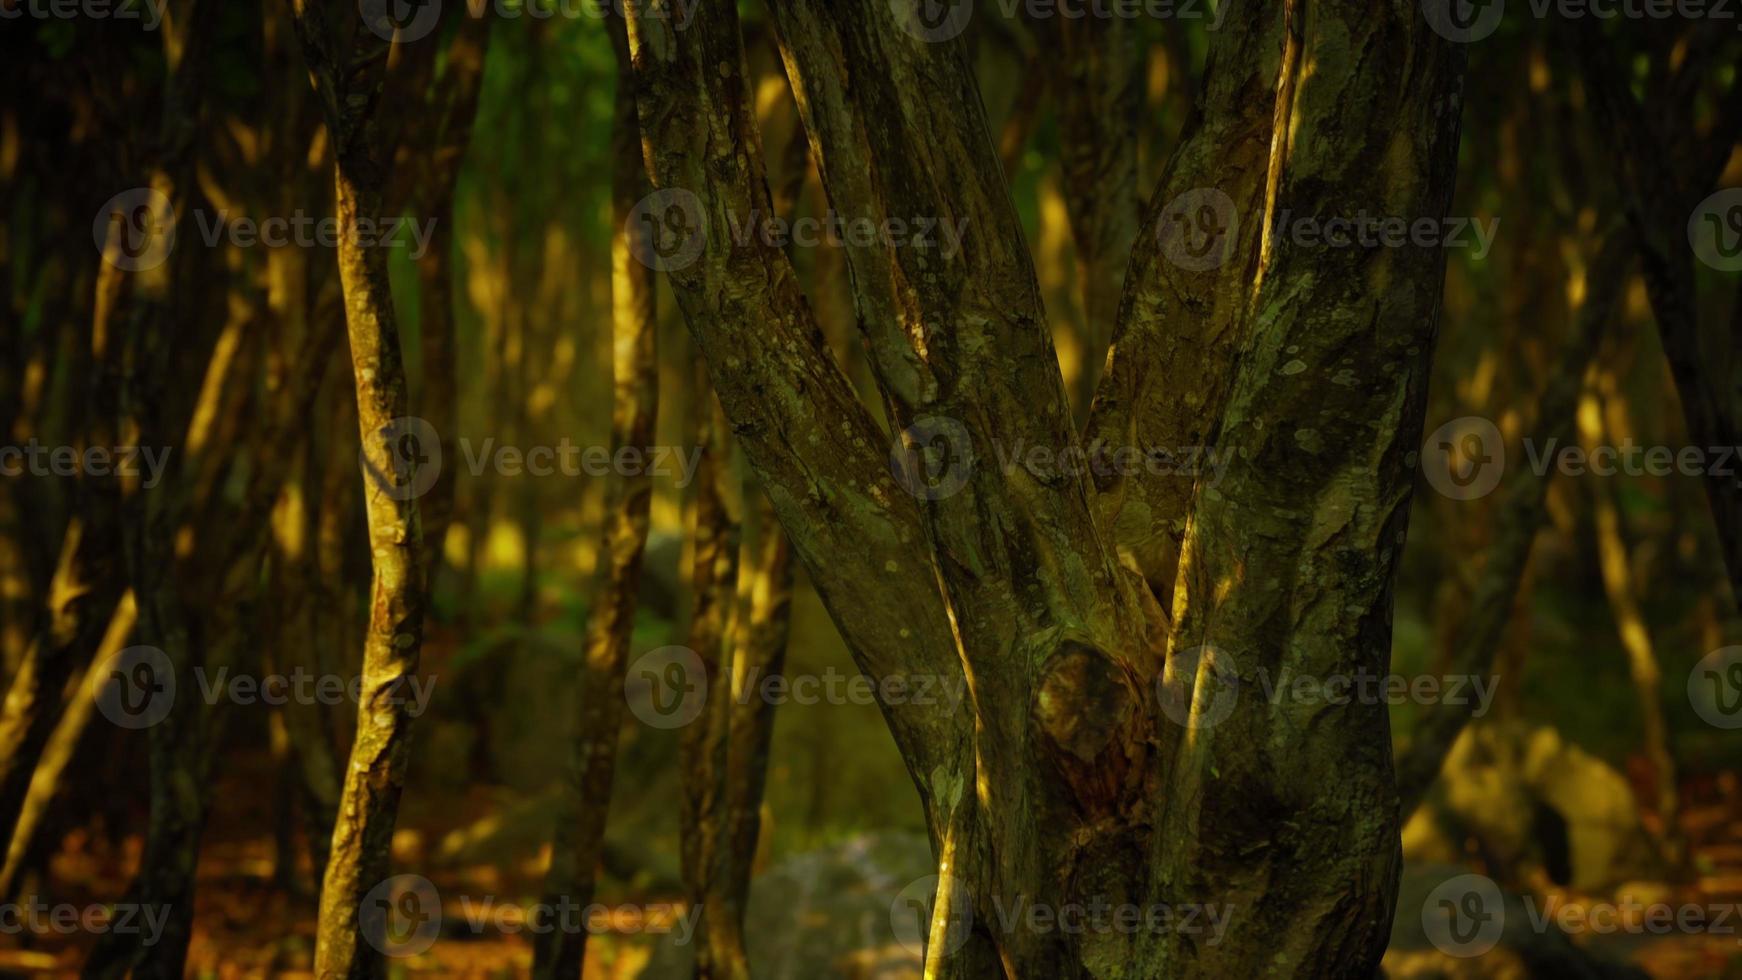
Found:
<box><xmin>530</xmin><ymin>13</ymin><xmax>660</xmax><ymax>976</ymax></box>
<box><xmin>626</xmin><ymin>0</ymin><xmax>971</xmax><ymax>836</ymax></box>
<box><xmin>1081</xmin><ymin>1</ymin><xmax>1291</xmax><ymax>608</ymax></box>
<box><xmin>285</xmin><ymin>4</ymin><xmax>429</xmax><ymax>975</ymax></box>
<box><xmin>1147</xmin><ymin>8</ymin><xmax>1464</xmax><ymax>972</ymax></box>
<box><xmin>631</xmin><ymin>1</ymin><xmax>1465</xmax><ymax>975</ymax></box>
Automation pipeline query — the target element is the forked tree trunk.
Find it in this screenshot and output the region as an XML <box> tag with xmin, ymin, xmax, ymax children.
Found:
<box><xmin>628</xmin><ymin>1</ymin><xmax>1467</xmax><ymax>974</ymax></box>
<box><xmin>685</xmin><ymin>61</ymin><xmax>801</xmax><ymax>973</ymax></box>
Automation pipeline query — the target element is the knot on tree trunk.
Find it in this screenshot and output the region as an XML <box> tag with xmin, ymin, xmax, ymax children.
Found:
<box><xmin>1031</xmin><ymin>641</ymin><xmax>1148</xmax><ymax>818</ymax></box>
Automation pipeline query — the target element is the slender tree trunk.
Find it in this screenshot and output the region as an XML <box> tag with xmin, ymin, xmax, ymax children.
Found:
<box><xmin>1048</xmin><ymin>12</ymin><xmax>1138</xmax><ymax>409</ymax></box>
<box><xmin>1394</xmin><ymin>232</ymin><xmax>1632</xmax><ymax>820</ymax></box>
<box><xmin>0</xmin><ymin>199</ymin><xmax>138</xmax><ymax>852</ymax></box>
<box><xmin>676</xmin><ymin>372</ymin><xmax>742</xmax><ymax>980</ymax></box>
<box><xmin>0</xmin><ymin>590</ymin><xmax>136</xmax><ymax>903</ymax></box>
<box><xmin>1579</xmin><ymin>378</ymin><xmax>1682</xmax><ymax>862</ymax></box>
<box><xmin>284</xmin><ymin>5</ymin><xmax>429</xmax><ymax>975</ymax></box>
<box><xmin>702</xmin><ymin>485</ymin><xmax>794</xmax><ymax>980</ymax></box>
<box><xmin>0</xmin><ymin>523</ymin><xmax>119</xmax><ymax>848</ymax></box>
<box><xmin>80</xmin><ymin>4</ymin><xmax>217</xmax><ymax>973</ymax></box>
<box><xmin>269</xmin><ymin>420</ymin><xmax>343</xmax><ymax>888</ymax></box>
<box><xmin>531</xmin><ymin>14</ymin><xmax>659</xmax><ymax>975</ymax></box>
<box><xmin>689</xmin><ymin>59</ymin><xmax>802</xmax><ymax>973</ymax></box>
<box><xmin>0</xmin><ymin>483</ymin><xmax>41</xmax><ymax>683</ymax></box>
<box><xmin>262</xmin><ymin>186</ymin><xmax>342</xmax><ymax>889</ymax></box>
<box><xmin>1572</xmin><ymin>27</ymin><xmax>1742</xmax><ymax>609</ymax></box>
<box><xmin>407</xmin><ymin>14</ymin><xmax>492</xmax><ymax>601</ymax></box>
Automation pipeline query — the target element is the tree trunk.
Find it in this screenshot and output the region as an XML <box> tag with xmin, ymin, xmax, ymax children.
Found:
<box><xmin>1048</xmin><ymin>12</ymin><xmax>1139</xmax><ymax>409</ymax></box>
<box><xmin>1579</xmin><ymin>376</ymin><xmax>1682</xmax><ymax>863</ymax></box>
<box><xmin>629</xmin><ymin>0</ymin><xmax>1467</xmax><ymax>974</ymax></box>
<box><xmin>531</xmin><ymin>13</ymin><xmax>660</xmax><ymax>975</ymax></box>
<box><xmin>1394</xmin><ymin>231</ymin><xmax>1632</xmax><ymax>820</ymax></box>
<box><xmin>409</xmin><ymin>14</ymin><xmax>491</xmax><ymax>600</ymax></box>
<box><xmin>0</xmin><ymin>163</ymin><xmax>142</xmax><ymax>855</ymax></box>
<box><xmin>1571</xmin><ymin>26</ymin><xmax>1742</xmax><ymax>610</ymax></box>
<box><xmin>703</xmin><ymin>485</ymin><xmax>794</xmax><ymax>979</ymax></box>
<box><xmin>284</xmin><ymin>5</ymin><xmax>430</xmax><ymax>975</ymax></box>
<box><xmin>675</xmin><ymin>372</ymin><xmax>742</xmax><ymax>980</ymax></box>
<box><xmin>0</xmin><ymin>590</ymin><xmax>136</xmax><ymax>903</ymax></box>
<box><xmin>80</xmin><ymin>4</ymin><xmax>218</xmax><ymax>973</ymax></box>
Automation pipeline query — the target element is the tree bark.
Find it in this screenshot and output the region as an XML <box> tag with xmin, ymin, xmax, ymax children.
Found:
<box><xmin>632</xmin><ymin>1</ymin><xmax>1467</xmax><ymax>975</ymax></box>
<box><xmin>79</xmin><ymin>4</ymin><xmax>217</xmax><ymax>974</ymax></box>
<box><xmin>284</xmin><ymin>4</ymin><xmax>429</xmax><ymax>975</ymax></box>
<box><xmin>0</xmin><ymin>123</ymin><xmax>148</xmax><ymax>856</ymax></box>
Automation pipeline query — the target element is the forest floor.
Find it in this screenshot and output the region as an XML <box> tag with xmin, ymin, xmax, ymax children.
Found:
<box><xmin>0</xmin><ymin>763</ymin><xmax>1738</xmax><ymax>977</ymax></box>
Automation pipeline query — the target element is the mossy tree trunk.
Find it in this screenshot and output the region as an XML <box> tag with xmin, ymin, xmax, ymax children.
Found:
<box><xmin>628</xmin><ymin>1</ymin><xmax>1467</xmax><ymax>975</ymax></box>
